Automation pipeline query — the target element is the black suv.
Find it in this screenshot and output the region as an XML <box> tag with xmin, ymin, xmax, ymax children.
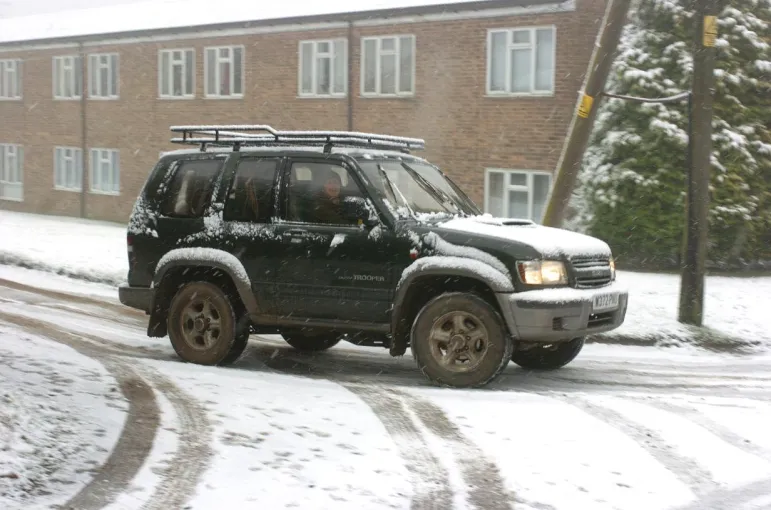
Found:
<box><xmin>119</xmin><ymin>125</ymin><xmax>628</xmax><ymax>388</ymax></box>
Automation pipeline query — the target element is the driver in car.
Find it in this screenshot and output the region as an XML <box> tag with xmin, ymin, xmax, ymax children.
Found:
<box><xmin>314</xmin><ymin>168</ymin><xmax>347</xmax><ymax>224</ymax></box>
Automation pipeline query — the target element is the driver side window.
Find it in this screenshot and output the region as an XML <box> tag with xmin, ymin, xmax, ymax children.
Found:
<box><xmin>285</xmin><ymin>161</ymin><xmax>366</xmax><ymax>225</ymax></box>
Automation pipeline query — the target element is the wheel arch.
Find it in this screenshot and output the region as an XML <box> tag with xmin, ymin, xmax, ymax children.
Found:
<box><xmin>147</xmin><ymin>248</ymin><xmax>258</xmax><ymax>337</ymax></box>
<box><xmin>389</xmin><ymin>256</ymin><xmax>514</xmax><ymax>356</ymax></box>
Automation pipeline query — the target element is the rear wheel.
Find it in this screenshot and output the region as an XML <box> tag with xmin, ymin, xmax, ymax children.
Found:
<box><xmin>411</xmin><ymin>292</ymin><xmax>513</xmax><ymax>388</ymax></box>
<box><xmin>511</xmin><ymin>337</ymin><xmax>585</xmax><ymax>370</ymax></box>
<box><xmin>167</xmin><ymin>281</ymin><xmax>248</xmax><ymax>366</ymax></box>
<box><xmin>282</xmin><ymin>331</ymin><xmax>341</xmax><ymax>352</ymax></box>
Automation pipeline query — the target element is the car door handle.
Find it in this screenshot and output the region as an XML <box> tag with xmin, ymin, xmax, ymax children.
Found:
<box><xmin>283</xmin><ymin>229</ymin><xmax>310</xmax><ymax>237</ymax></box>
<box><xmin>282</xmin><ymin>229</ymin><xmax>311</xmax><ymax>242</ymax></box>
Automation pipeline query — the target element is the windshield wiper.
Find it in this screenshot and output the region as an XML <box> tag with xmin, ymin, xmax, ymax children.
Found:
<box><xmin>377</xmin><ymin>163</ymin><xmax>416</xmax><ymax>217</ymax></box>
<box><xmin>400</xmin><ymin>162</ymin><xmax>462</xmax><ymax>215</ymax></box>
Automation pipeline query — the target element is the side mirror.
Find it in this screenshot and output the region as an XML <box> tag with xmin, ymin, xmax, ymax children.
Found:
<box><xmin>341</xmin><ymin>196</ymin><xmax>379</xmax><ymax>228</ymax></box>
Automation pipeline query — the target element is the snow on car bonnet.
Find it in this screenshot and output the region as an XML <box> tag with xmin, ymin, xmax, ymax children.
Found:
<box><xmin>422</xmin><ymin>231</ymin><xmax>511</xmax><ymax>280</ymax></box>
<box><xmin>438</xmin><ymin>216</ymin><xmax>612</xmax><ymax>258</ymax></box>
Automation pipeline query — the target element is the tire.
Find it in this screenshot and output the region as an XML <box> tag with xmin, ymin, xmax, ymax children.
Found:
<box><xmin>511</xmin><ymin>337</ymin><xmax>585</xmax><ymax>370</ymax></box>
<box><xmin>282</xmin><ymin>332</ymin><xmax>341</xmax><ymax>352</ymax></box>
<box><xmin>167</xmin><ymin>281</ymin><xmax>248</xmax><ymax>366</ymax></box>
<box><xmin>410</xmin><ymin>292</ymin><xmax>514</xmax><ymax>388</ymax></box>
<box><xmin>219</xmin><ymin>330</ymin><xmax>250</xmax><ymax>365</ymax></box>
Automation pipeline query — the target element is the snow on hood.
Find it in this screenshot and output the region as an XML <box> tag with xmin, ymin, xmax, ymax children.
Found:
<box><xmin>437</xmin><ymin>215</ymin><xmax>612</xmax><ymax>259</ymax></box>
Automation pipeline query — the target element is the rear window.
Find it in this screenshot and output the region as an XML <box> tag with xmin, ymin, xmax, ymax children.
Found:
<box><xmin>160</xmin><ymin>159</ymin><xmax>223</xmax><ymax>218</ymax></box>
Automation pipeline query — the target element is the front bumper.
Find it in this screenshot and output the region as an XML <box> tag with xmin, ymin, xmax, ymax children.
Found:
<box><xmin>497</xmin><ymin>280</ymin><xmax>628</xmax><ymax>343</ymax></box>
<box><xmin>118</xmin><ymin>284</ymin><xmax>154</xmax><ymax>314</ymax></box>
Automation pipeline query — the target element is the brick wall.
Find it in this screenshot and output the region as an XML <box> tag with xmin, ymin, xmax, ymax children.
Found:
<box><xmin>0</xmin><ymin>0</ymin><xmax>607</xmax><ymax>223</ymax></box>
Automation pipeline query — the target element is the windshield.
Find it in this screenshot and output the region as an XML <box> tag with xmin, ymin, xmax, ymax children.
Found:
<box><xmin>357</xmin><ymin>158</ymin><xmax>480</xmax><ymax>219</ymax></box>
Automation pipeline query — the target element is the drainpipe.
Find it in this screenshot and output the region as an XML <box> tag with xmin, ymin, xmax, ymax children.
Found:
<box><xmin>347</xmin><ymin>20</ymin><xmax>354</xmax><ymax>131</ymax></box>
<box><xmin>79</xmin><ymin>41</ymin><xmax>88</xmax><ymax>218</ymax></box>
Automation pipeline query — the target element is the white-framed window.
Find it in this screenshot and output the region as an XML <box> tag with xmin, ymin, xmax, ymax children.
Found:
<box><xmin>0</xmin><ymin>144</ymin><xmax>23</xmax><ymax>201</ymax></box>
<box><xmin>361</xmin><ymin>35</ymin><xmax>415</xmax><ymax>97</ymax></box>
<box><xmin>298</xmin><ymin>39</ymin><xmax>347</xmax><ymax>97</ymax></box>
<box><xmin>159</xmin><ymin>48</ymin><xmax>195</xmax><ymax>98</ymax></box>
<box><xmin>54</xmin><ymin>147</ymin><xmax>84</xmax><ymax>191</ymax></box>
<box><xmin>487</xmin><ymin>26</ymin><xmax>555</xmax><ymax>95</ymax></box>
<box><xmin>53</xmin><ymin>55</ymin><xmax>83</xmax><ymax>99</ymax></box>
<box><xmin>88</xmin><ymin>53</ymin><xmax>119</xmax><ymax>99</ymax></box>
<box><xmin>90</xmin><ymin>148</ymin><xmax>120</xmax><ymax>194</ymax></box>
<box><xmin>204</xmin><ymin>46</ymin><xmax>244</xmax><ymax>98</ymax></box>
<box><xmin>484</xmin><ymin>169</ymin><xmax>552</xmax><ymax>222</ymax></box>
<box><xmin>0</xmin><ymin>59</ymin><xmax>22</xmax><ymax>99</ymax></box>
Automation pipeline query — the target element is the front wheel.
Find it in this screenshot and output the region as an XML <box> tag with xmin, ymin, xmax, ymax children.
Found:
<box><xmin>411</xmin><ymin>292</ymin><xmax>514</xmax><ymax>388</ymax></box>
<box><xmin>511</xmin><ymin>337</ymin><xmax>585</xmax><ymax>370</ymax></box>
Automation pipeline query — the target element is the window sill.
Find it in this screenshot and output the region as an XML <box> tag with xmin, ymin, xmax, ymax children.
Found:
<box><xmin>53</xmin><ymin>96</ymin><xmax>83</xmax><ymax>101</ymax></box>
<box><xmin>159</xmin><ymin>95</ymin><xmax>196</xmax><ymax>100</ymax></box>
<box><xmin>0</xmin><ymin>196</ymin><xmax>23</xmax><ymax>202</ymax></box>
<box><xmin>89</xmin><ymin>96</ymin><xmax>119</xmax><ymax>101</ymax></box>
<box><xmin>54</xmin><ymin>186</ymin><xmax>82</xmax><ymax>193</ymax></box>
<box><xmin>204</xmin><ymin>95</ymin><xmax>244</xmax><ymax>100</ymax></box>
<box><xmin>0</xmin><ymin>97</ymin><xmax>22</xmax><ymax>101</ymax></box>
<box><xmin>89</xmin><ymin>190</ymin><xmax>120</xmax><ymax>196</ymax></box>
<box><xmin>297</xmin><ymin>94</ymin><xmax>347</xmax><ymax>100</ymax></box>
<box><xmin>359</xmin><ymin>93</ymin><xmax>416</xmax><ymax>99</ymax></box>
<box><xmin>485</xmin><ymin>91</ymin><xmax>555</xmax><ymax>98</ymax></box>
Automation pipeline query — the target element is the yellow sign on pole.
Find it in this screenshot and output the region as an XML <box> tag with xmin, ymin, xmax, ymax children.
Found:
<box><xmin>703</xmin><ymin>15</ymin><xmax>718</xmax><ymax>47</ymax></box>
<box><xmin>577</xmin><ymin>94</ymin><xmax>594</xmax><ymax>119</ymax></box>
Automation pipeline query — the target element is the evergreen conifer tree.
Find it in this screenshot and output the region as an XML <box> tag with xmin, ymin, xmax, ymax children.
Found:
<box><xmin>573</xmin><ymin>0</ymin><xmax>771</xmax><ymax>269</ymax></box>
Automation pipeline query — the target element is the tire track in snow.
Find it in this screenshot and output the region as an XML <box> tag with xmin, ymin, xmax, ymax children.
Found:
<box><xmin>0</xmin><ymin>278</ymin><xmax>141</xmax><ymax>318</ymax></box>
<box><xmin>343</xmin><ymin>383</ymin><xmax>453</xmax><ymax>510</ymax></box>
<box><xmin>64</xmin><ymin>364</ymin><xmax>160</xmax><ymax>510</ymax></box>
<box><xmin>536</xmin><ymin>373</ymin><xmax>771</xmax><ymax>399</ymax></box>
<box><xmin>0</xmin><ymin>280</ymin><xmax>146</xmax><ymax>330</ymax></box>
<box><xmin>671</xmin><ymin>477</ymin><xmax>771</xmax><ymax>510</ymax></box>
<box><xmin>0</xmin><ymin>312</ymin><xmax>161</xmax><ymax>510</ymax></box>
<box><xmin>136</xmin><ymin>367</ymin><xmax>213</xmax><ymax>510</ymax></box>
<box><xmin>559</xmin><ymin>394</ymin><xmax>717</xmax><ymax>498</ymax></box>
<box><xmin>250</xmin><ymin>344</ymin><xmax>517</xmax><ymax>509</ymax></box>
<box><xmin>0</xmin><ymin>311</ymin><xmax>213</xmax><ymax>510</ymax></box>
<box><xmin>395</xmin><ymin>389</ymin><xmax>515</xmax><ymax>510</ymax></box>
<box><xmin>0</xmin><ymin>303</ymin><xmax>171</xmax><ymax>362</ymax></box>
<box><xmin>647</xmin><ymin>399</ymin><xmax>771</xmax><ymax>462</ymax></box>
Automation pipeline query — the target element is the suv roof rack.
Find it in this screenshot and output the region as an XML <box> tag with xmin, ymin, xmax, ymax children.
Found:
<box><xmin>169</xmin><ymin>124</ymin><xmax>426</xmax><ymax>154</ymax></box>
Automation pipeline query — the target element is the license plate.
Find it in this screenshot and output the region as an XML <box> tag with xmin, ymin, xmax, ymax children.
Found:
<box><xmin>592</xmin><ymin>293</ymin><xmax>619</xmax><ymax>312</ymax></box>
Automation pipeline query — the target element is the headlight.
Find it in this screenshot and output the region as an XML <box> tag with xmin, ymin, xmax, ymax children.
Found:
<box><xmin>517</xmin><ymin>260</ymin><xmax>567</xmax><ymax>285</ymax></box>
<box><xmin>609</xmin><ymin>257</ymin><xmax>616</xmax><ymax>281</ymax></box>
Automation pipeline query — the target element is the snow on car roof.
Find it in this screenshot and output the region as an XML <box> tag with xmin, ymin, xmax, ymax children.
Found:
<box><xmin>160</xmin><ymin>145</ymin><xmax>428</xmax><ymax>161</ymax></box>
<box><xmin>0</xmin><ymin>0</ymin><xmax>536</xmax><ymax>45</ymax></box>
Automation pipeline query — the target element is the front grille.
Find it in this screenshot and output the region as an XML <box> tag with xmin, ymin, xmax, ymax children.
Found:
<box><xmin>570</xmin><ymin>257</ymin><xmax>612</xmax><ymax>289</ymax></box>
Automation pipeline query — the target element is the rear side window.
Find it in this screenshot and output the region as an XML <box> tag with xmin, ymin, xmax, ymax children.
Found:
<box><xmin>224</xmin><ymin>158</ymin><xmax>279</xmax><ymax>223</ymax></box>
<box><xmin>160</xmin><ymin>159</ymin><xmax>223</xmax><ymax>218</ymax></box>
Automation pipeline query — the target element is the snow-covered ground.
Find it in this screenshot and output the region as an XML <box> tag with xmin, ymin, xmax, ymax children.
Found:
<box><xmin>2</xmin><ymin>222</ymin><xmax>771</xmax><ymax>509</ymax></box>
<box><xmin>0</xmin><ymin>211</ymin><xmax>127</xmax><ymax>286</ymax></box>
<box><xmin>0</xmin><ymin>325</ymin><xmax>127</xmax><ymax>509</ymax></box>
<box><xmin>1</xmin><ymin>209</ymin><xmax>769</xmax><ymax>351</ymax></box>
<box><xmin>2</xmin><ymin>273</ymin><xmax>771</xmax><ymax>509</ymax></box>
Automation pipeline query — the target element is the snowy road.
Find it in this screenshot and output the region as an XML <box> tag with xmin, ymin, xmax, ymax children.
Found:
<box><xmin>2</xmin><ymin>275</ymin><xmax>771</xmax><ymax>510</ymax></box>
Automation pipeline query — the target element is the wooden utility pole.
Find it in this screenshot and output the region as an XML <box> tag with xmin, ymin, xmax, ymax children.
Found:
<box><xmin>542</xmin><ymin>0</ymin><xmax>634</xmax><ymax>228</ymax></box>
<box><xmin>678</xmin><ymin>0</ymin><xmax>719</xmax><ymax>326</ymax></box>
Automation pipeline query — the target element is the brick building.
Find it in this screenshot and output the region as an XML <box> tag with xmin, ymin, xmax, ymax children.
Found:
<box><xmin>0</xmin><ymin>0</ymin><xmax>604</xmax><ymax>224</ymax></box>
